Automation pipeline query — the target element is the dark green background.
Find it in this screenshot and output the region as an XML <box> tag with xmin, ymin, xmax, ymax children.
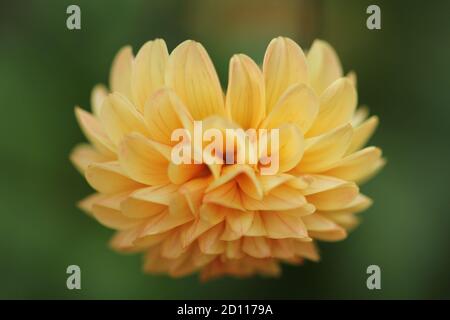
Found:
<box><xmin>1</xmin><ymin>0</ymin><xmax>449</xmax><ymax>299</ymax></box>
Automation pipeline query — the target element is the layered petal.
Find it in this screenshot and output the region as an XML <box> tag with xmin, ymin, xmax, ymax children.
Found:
<box><xmin>307</xmin><ymin>39</ymin><xmax>343</xmax><ymax>95</ymax></box>
<box><xmin>166</xmin><ymin>40</ymin><xmax>225</xmax><ymax>119</ymax></box>
<box><xmin>109</xmin><ymin>46</ymin><xmax>133</xmax><ymax>100</ymax></box>
<box><xmin>307</xmin><ymin>78</ymin><xmax>357</xmax><ymax>137</ymax></box>
<box><xmin>119</xmin><ymin>133</ymin><xmax>171</xmax><ymax>185</ymax></box>
<box><xmin>226</xmin><ymin>54</ymin><xmax>265</xmax><ymax>129</ymax></box>
<box><xmin>131</xmin><ymin>39</ymin><xmax>169</xmax><ymax>112</ymax></box>
<box><xmin>263</xmin><ymin>37</ymin><xmax>308</xmax><ymax>112</ymax></box>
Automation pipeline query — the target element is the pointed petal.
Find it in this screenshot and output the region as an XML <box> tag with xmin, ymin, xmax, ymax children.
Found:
<box><xmin>168</xmin><ymin>162</ymin><xmax>208</xmax><ymax>185</ymax></box>
<box><xmin>206</xmin><ymin>164</ymin><xmax>263</xmax><ymax>201</ymax></box>
<box><xmin>224</xmin><ymin>210</ymin><xmax>254</xmax><ymax>238</ymax></box>
<box><xmin>307</xmin><ymin>78</ymin><xmax>357</xmax><ymax>137</ymax></box>
<box><xmin>91</xmin><ymin>193</ymin><xmax>143</xmax><ymax>230</ymax></box>
<box><xmin>261</xmin><ymin>83</ymin><xmax>318</xmax><ymax>134</ymax></box>
<box><xmin>198</xmin><ymin>223</ymin><xmax>225</xmax><ymax>254</ymax></box>
<box><xmin>257</xmin><ymin>173</ymin><xmax>293</xmax><ymax>195</ymax></box>
<box><xmin>144</xmin><ymin>88</ymin><xmax>193</xmax><ymax>145</ymax></box>
<box><xmin>242</xmin><ymin>183</ymin><xmax>306</xmax><ymax>211</ymax></box>
<box><xmin>119</xmin><ymin>133</ymin><xmax>171</xmax><ymax>185</ymax></box>
<box><xmin>307</xmin><ymin>40</ymin><xmax>343</xmax><ymax>95</ymax></box>
<box><xmin>165</xmin><ymin>40</ymin><xmax>225</xmax><ymax>120</ymax></box>
<box><xmin>203</xmin><ymin>180</ymin><xmax>244</xmax><ymax>211</ymax></box>
<box><xmin>85</xmin><ymin>161</ymin><xmax>142</xmax><ymax>194</ymax></box>
<box><xmin>74</xmin><ymin>107</ymin><xmax>115</xmax><ymax>157</ymax></box>
<box><xmin>292</xmin><ymin>240</ymin><xmax>320</xmax><ymax>261</ymax></box>
<box><xmin>140</xmin><ymin>208</ymin><xmax>193</xmax><ymax>236</ymax></box>
<box><xmin>100</xmin><ymin>93</ymin><xmax>149</xmax><ymax>145</ymax></box>
<box><xmin>306</xmin><ymin>181</ymin><xmax>359</xmax><ymax>211</ymax></box>
<box><xmin>131</xmin><ymin>39</ymin><xmax>169</xmax><ymax>112</ymax></box>
<box><xmin>263</xmin><ymin>37</ymin><xmax>308</xmax><ymax>112</ymax></box>
<box><xmin>301</xmin><ymin>174</ymin><xmax>353</xmax><ymax>195</ymax></box>
<box><xmin>351</xmin><ymin>106</ymin><xmax>369</xmax><ymax>126</ymax></box>
<box><xmin>323</xmin><ymin>146</ymin><xmax>384</xmax><ymax>183</ymax></box>
<box><xmin>178</xmin><ymin>177</ymin><xmax>212</xmax><ymax>215</ymax></box>
<box><xmin>90</xmin><ymin>84</ymin><xmax>108</xmax><ymax>117</ymax></box>
<box><xmin>226</xmin><ymin>54</ymin><xmax>265</xmax><ymax>128</ymax></box>
<box><xmin>70</xmin><ymin>143</ymin><xmax>109</xmax><ymax>173</ymax></box>
<box><xmin>295</xmin><ymin>124</ymin><xmax>352</xmax><ymax>173</ymax></box>
<box><xmin>261</xmin><ymin>211</ymin><xmax>309</xmax><ymax>239</ymax></box>
<box><xmin>347</xmin><ymin>115</ymin><xmax>378</xmax><ymax>154</ymax></box>
<box><xmin>242</xmin><ymin>237</ymin><xmax>271</xmax><ymax>258</ymax></box>
<box><xmin>109</xmin><ymin>46</ymin><xmax>133</xmax><ymax>99</ymax></box>
<box><xmin>262</xmin><ymin>123</ymin><xmax>303</xmax><ymax>174</ymax></box>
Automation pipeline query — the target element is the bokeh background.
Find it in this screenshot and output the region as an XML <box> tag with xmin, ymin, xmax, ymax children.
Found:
<box><xmin>1</xmin><ymin>0</ymin><xmax>449</xmax><ymax>299</ymax></box>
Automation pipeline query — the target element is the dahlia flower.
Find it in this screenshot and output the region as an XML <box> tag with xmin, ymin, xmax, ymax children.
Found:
<box><xmin>70</xmin><ymin>37</ymin><xmax>384</xmax><ymax>280</ymax></box>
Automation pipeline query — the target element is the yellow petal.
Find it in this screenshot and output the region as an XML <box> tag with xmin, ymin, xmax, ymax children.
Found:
<box><xmin>144</xmin><ymin>88</ymin><xmax>193</xmax><ymax>145</ymax></box>
<box><xmin>224</xmin><ymin>210</ymin><xmax>254</xmax><ymax>239</ymax></box>
<box><xmin>279</xmin><ymin>124</ymin><xmax>304</xmax><ymax>172</ymax></box>
<box><xmin>85</xmin><ymin>161</ymin><xmax>142</xmax><ymax>194</ymax></box>
<box><xmin>269</xmin><ymin>239</ymin><xmax>296</xmax><ymax>259</ymax></box>
<box><xmin>306</xmin><ymin>181</ymin><xmax>359</xmax><ymax>211</ymax></box>
<box><xmin>140</xmin><ymin>208</ymin><xmax>193</xmax><ymax>236</ymax></box>
<box><xmin>226</xmin><ymin>54</ymin><xmax>265</xmax><ymax>129</ymax></box>
<box><xmin>257</xmin><ymin>173</ymin><xmax>293</xmax><ymax>195</ymax></box>
<box><xmin>91</xmin><ymin>193</ymin><xmax>143</xmax><ymax>230</ymax></box>
<box><xmin>203</xmin><ymin>180</ymin><xmax>244</xmax><ymax>211</ymax></box>
<box><xmin>307</xmin><ymin>39</ymin><xmax>342</xmax><ymax>95</ymax></box>
<box><xmin>160</xmin><ymin>231</ymin><xmax>188</xmax><ymax>259</ymax></box>
<box><xmin>292</xmin><ymin>240</ymin><xmax>320</xmax><ymax>261</ymax></box>
<box><xmin>131</xmin><ymin>39</ymin><xmax>169</xmax><ymax>112</ymax></box>
<box><xmin>90</xmin><ymin>84</ymin><xmax>108</xmax><ymax>117</ymax></box>
<box><xmin>261</xmin><ymin>211</ymin><xmax>308</xmax><ymax>239</ymax></box>
<box><xmin>308</xmin><ymin>229</ymin><xmax>347</xmax><ymax>242</ymax></box>
<box><xmin>77</xmin><ymin>193</ymin><xmax>104</xmax><ymax>215</ymax></box>
<box><xmin>199</xmin><ymin>204</ymin><xmax>227</xmax><ymax>225</ymax></box>
<box><xmin>323</xmin><ymin>146</ymin><xmax>384</xmax><ymax>183</ymax></box>
<box><xmin>206</xmin><ymin>164</ymin><xmax>263</xmax><ymax>201</ymax></box>
<box><xmin>263</xmin><ymin>37</ymin><xmax>308</xmax><ymax>112</ymax></box>
<box><xmin>260</xmin><ymin>83</ymin><xmax>318</xmax><ymax>133</ymax></box>
<box><xmin>100</xmin><ymin>93</ymin><xmax>149</xmax><ymax>145</ymax></box>
<box><xmin>168</xmin><ymin>162</ymin><xmax>208</xmax><ymax>185</ymax></box>
<box><xmin>119</xmin><ymin>133</ymin><xmax>171</xmax><ymax>185</ymax></box>
<box><xmin>109</xmin><ymin>46</ymin><xmax>133</xmax><ymax>100</ymax></box>
<box><xmin>323</xmin><ymin>193</ymin><xmax>372</xmax><ymax>214</ymax></box>
<box><xmin>346</xmin><ymin>115</ymin><xmax>378</xmax><ymax>155</ymax></box>
<box><xmin>129</xmin><ymin>184</ymin><xmax>178</xmax><ymax>205</ymax></box>
<box><xmin>224</xmin><ymin>239</ymin><xmax>245</xmax><ymax>259</ymax></box>
<box><xmin>301</xmin><ymin>174</ymin><xmax>353</xmax><ymax>195</ymax></box>
<box><xmin>307</xmin><ymin>78</ymin><xmax>357</xmax><ymax>137</ymax></box>
<box><xmin>181</xmin><ymin>218</ymin><xmax>215</xmax><ymax>247</ymax></box>
<box><xmin>242</xmin><ymin>183</ymin><xmax>306</xmax><ymax>211</ymax></box>
<box><xmin>121</xmin><ymin>184</ymin><xmax>177</xmax><ymax>219</ymax></box>
<box><xmin>303</xmin><ymin>213</ymin><xmax>343</xmax><ymax>232</ymax></box>
<box><xmin>198</xmin><ymin>223</ymin><xmax>225</xmax><ymax>254</ymax></box>
<box><xmin>70</xmin><ymin>143</ymin><xmax>109</xmax><ymax>173</ymax></box>
<box><xmin>165</xmin><ymin>40</ymin><xmax>225</xmax><ymax>120</ymax></box>
<box><xmin>74</xmin><ymin>107</ymin><xmax>116</xmax><ymax>157</ymax></box>
<box><xmin>242</xmin><ymin>237</ymin><xmax>271</xmax><ymax>258</ymax></box>
<box><xmin>321</xmin><ymin>212</ymin><xmax>360</xmax><ymax>230</ymax></box>
<box><xmin>178</xmin><ymin>177</ymin><xmax>213</xmax><ymax>215</ymax></box>
<box><xmin>110</xmin><ymin>228</ymin><xmax>144</xmax><ymax>253</ymax></box>
<box><xmin>351</xmin><ymin>106</ymin><xmax>369</xmax><ymax>126</ymax></box>
<box><xmin>346</xmin><ymin>71</ymin><xmax>357</xmax><ymax>88</ymax></box>
<box><xmin>295</xmin><ymin>124</ymin><xmax>352</xmax><ymax>173</ymax></box>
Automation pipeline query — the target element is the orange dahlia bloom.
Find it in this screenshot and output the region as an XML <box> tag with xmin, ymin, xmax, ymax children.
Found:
<box><xmin>70</xmin><ymin>37</ymin><xmax>384</xmax><ymax>280</ymax></box>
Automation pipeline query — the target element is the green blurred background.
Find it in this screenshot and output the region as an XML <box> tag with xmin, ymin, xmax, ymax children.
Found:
<box><xmin>1</xmin><ymin>0</ymin><xmax>449</xmax><ymax>299</ymax></box>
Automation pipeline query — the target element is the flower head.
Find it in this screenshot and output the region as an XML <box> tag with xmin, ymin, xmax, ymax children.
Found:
<box><xmin>71</xmin><ymin>37</ymin><xmax>384</xmax><ymax>280</ymax></box>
